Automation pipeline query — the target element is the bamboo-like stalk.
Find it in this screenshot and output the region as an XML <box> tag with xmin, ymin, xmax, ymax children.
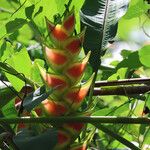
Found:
<box><xmin>0</xmin><ymin>116</ymin><xmax>149</xmax><ymax>124</ymax></box>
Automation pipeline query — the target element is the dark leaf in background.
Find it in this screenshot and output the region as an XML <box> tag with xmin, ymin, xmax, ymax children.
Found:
<box><xmin>5</xmin><ymin>18</ymin><xmax>27</xmax><ymax>34</ymax></box>
<box><xmin>25</xmin><ymin>5</ymin><xmax>35</xmax><ymax>20</ymax></box>
<box><xmin>14</xmin><ymin>128</ymin><xmax>58</xmax><ymax>150</ymax></box>
<box><xmin>34</xmin><ymin>6</ymin><xmax>43</xmax><ymax>18</ymax></box>
<box><xmin>23</xmin><ymin>86</ymin><xmax>54</xmax><ymax>112</ymax></box>
<box><xmin>0</xmin><ymin>81</ymin><xmax>16</xmax><ymax>108</ymax></box>
<box><xmin>0</xmin><ymin>41</ymin><xmax>6</xmax><ymax>59</ymax></box>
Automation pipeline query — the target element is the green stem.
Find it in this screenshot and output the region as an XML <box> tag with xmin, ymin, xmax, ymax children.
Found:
<box><xmin>0</xmin><ymin>116</ymin><xmax>150</xmax><ymax>124</ymax></box>
<box><xmin>11</xmin><ymin>0</ymin><xmax>27</xmax><ymax>17</ymax></box>
<box><xmin>88</xmin><ymin>70</ymin><xmax>98</xmax><ymax>107</ymax></box>
<box><xmin>82</xmin><ymin>71</ymin><xmax>98</xmax><ymax>138</ymax></box>
<box><xmin>94</xmin><ymin>124</ymin><xmax>140</xmax><ymax>150</ymax></box>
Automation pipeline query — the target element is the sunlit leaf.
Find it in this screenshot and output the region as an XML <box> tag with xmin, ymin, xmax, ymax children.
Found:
<box><xmin>139</xmin><ymin>45</ymin><xmax>150</xmax><ymax>68</ymax></box>
<box><xmin>5</xmin><ymin>48</ymin><xmax>32</xmax><ymax>91</ymax></box>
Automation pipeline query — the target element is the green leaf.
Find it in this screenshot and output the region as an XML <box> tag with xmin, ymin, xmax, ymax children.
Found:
<box><xmin>34</xmin><ymin>6</ymin><xmax>43</xmax><ymax>18</ymax></box>
<box><xmin>0</xmin><ymin>41</ymin><xmax>6</xmax><ymax>59</ymax></box>
<box><xmin>23</xmin><ymin>86</ymin><xmax>54</xmax><ymax>112</ymax></box>
<box><xmin>142</xmin><ymin>128</ymin><xmax>150</xmax><ymax>146</ymax></box>
<box><xmin>55</xmin><ymin>0</ymin><xmax>68</xmax><ymax>14</ymax></box>
<box><xmin>139</xmin><ymin>124</ymin><xmax>150</xmax><ymax>146</ymax></box>
<box><xmin>17</xmin><ymin>24</ymin><xmax>33</xmax><ymax>44</ymax></box>
<box><xmin>5</xmin><ymin>18</ymin><xmax>27</xmax><ymax>33</ymax></box>
<box><xmin>2</xmin><ymin>98</ymin><xmax>17</xmax><ymax>118</ymax></box>
<box><xmin>92</xmin><ymin>108</ymin><xmax>115</xmax><ymax>116</ymax></box>
<box><xmin>0</xmin><ymin>42</ymin><xmax>15</xmax><ymax>62</ymax></box>
<box><xmin>5</xmin><ymin>48</ymin><xmax>32</xmax><ymax>91</ymax></box>
<box><xmin>124</xmin><ymin>0</ymin><xmax>150</xmax><ymax>19</ymax></box>
<box><xmin>146</xmin><ymin>95</ymin><xmax>150</xmax><ymax>108</ymax></box>
<box><xmin>80</xmin><ymin>0</ymin><xmax>129</xmax><ymax>71</ymax></box>
<box><xmin>117</xmin><ymin>51</ymin><xmax>142</xmax><ymax>70</ymax></box>
<box><xmin>139</xmin><ymin>45</ymin><xmax>150</xmax><ymax>68</ymax></box>
<box><xmin>121</xmin><ymin>50</ymin><xmax>132</xmax><ymax>59</ymax></box>
<box><xmin>25</xmin><ymin>5</ymin><xmax>35</xmax><ymax>19</ymax></box>
<box><xmin>108</xmin><ymin>68</ymin><xmax>128</xmax><ymax>80</ymax></box>
<box><xmin>30</xmin><ymin>59</ymin><xmax>44</xmax><ymax>85</ymax></box>
<box><xmin>14</xmin><ymin>128</ymin><xmax>58</xmax><ymax>150</ymax></box>
<box><xmin>94</xmin><ymin>124</ymin><xmax>140</xmax><ymax>150</ymax></box>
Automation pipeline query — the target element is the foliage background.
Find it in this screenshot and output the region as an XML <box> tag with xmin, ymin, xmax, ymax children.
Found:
<box><xmin>0</xmin><ymin>0</ymin><xmax>150</xmax><ymax>149</ymax></box>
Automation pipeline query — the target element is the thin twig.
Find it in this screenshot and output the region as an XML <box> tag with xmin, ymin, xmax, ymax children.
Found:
<box><xmin>11</xmin><ymin>0</ymin><xmax>27</xmax><ymax>17</ymax></box>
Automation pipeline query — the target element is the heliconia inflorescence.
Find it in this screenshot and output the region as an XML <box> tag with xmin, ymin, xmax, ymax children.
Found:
<box><xmin>37</xmin><ymin>11</ymin><xmax>94</xmax><ymax>149</ymax></box>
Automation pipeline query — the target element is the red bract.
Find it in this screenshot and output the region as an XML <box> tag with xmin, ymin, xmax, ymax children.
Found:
<box><xmin>46</xmin><ymin>17</ymin><xmax>69</xmax><ymax>47</ymax></box>
<box><xmin>38</xmin><ymin>65</ymin><xmax>68</xmax><ymax>91</ymax></box>
<box><xmin>70</xmin><ymin>143</ymin><xmax>87</xmax><ymax>150</ymax></box>
<box><xmin>63</xmin><ymin>29</ymin><xmax>85</xmax><ymax>54</ymax></box>
<box><xmin>53</xmin><ymin>130</ymin><xmax>71</xmax><ymax>150</ymax></box>
<box><xmin>63</xmin><ymin>123</ymin><xmax>84</xmax><ymax>135</ymax></box>
<box><xmin>66</xmin><ymin>52</ymin><xmax>90</xmax><ymax>83</ymax></box>
<box><xmin>44</xmin><ymin>47</ymin><xmax>70</xmax><ymax>71</ymax></box>
<box><xmin>34</xmin><ymin>107</ymin><xmax>43</xmax><ymax>116</ymax></box>
<box><xmin>42</xmin><ymin>99</ymin><xmax>67</xmax><ymax>116</ymax></box>
<box><xmin>45</xmin><ymin>47</ymin><xmax>68</xmax><ymax>65</ymax></box>
<box><xmin>65</xmin><ymin>74</ymin><xmax>94</xmax><ymax>110</ymax></box>
<box><xmin>62</xmin><ymin>12</ymin><xmax>75</xmax><ymax>35</ymax></box>
<box><xmin>51</xmin><ymin>24</ymin><xmax>69</xmax><ymax>41</ymax></box>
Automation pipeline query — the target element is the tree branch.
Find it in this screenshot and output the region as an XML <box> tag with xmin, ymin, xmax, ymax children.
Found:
<box><xmin>93</xmin><ymin>85</ymin><xmax>150</xmax><ymax>96</ymax></box>
<box><xmin>0</xmin><ymin>116</ymin><xmax>150</xmax><ymax>124</ymax></box>
<box><xmin>95</xmin><ymin>78</ymin><xmax>150</xmax><ymax>87</ymax></box>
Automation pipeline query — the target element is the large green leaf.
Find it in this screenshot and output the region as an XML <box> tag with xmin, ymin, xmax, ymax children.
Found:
<box><xmin>80</xmin><ymin>0</ymin><xmax>129</xmax><ymax>71</ymax></box>
<box><xmin>5</xmin><ymin>48</ymin><xmax>32</xmax><ymax>91</ymax></box>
